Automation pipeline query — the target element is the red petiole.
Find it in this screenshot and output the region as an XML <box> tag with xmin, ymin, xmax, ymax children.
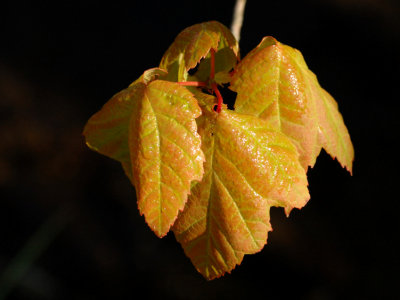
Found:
<box><xmin>211</xmin><ymin>83</ymin><xmax>223</xmax><ymax>113</ymax></box>
<box><xmin>210</xmin><ymin>48</ymin><xmax>216</xmax><ymax>80</ymax></box>
<box><xmin>177</xmin><ymin>47</ymin><xmax>224</xmax><ymax>113</ymax></box>
<box><xmin>177</xmin><ymin>81</ymin><xmax>208</xmax><ymax>87</ymax></box>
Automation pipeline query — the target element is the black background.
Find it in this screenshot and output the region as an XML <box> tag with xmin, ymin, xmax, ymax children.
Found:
<box><xmin>1</xmin><ymin>0</ymin><xmax>399</xmax><ymax>299</ymax></box>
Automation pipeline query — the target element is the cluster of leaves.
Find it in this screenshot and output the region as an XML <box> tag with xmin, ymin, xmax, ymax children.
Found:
<box><xmin>83</xmin><ymin>21</ymin><xmax>354</xmax><ymax>280</ymax></box>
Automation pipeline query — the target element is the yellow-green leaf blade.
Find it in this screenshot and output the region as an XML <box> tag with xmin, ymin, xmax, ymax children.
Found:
<box><xmin>231</xmin><ymin>37</ymin><xmax>354</xmax><ymax>172</ymax></box>
<box><xmin>84</xmin><ymin>76</ymin><xmax>205</xmax><ymax>237</ymax></box>
<box><xmin>83</xmin><ymin>68</ymin><xmax>169</xmax><ymax>179</ymax></box>
<box><xmin>173</xmin><ymin>95</ymin><xmax>309</xmax><ymax>279</ymax></box>
<box><xmin>282</xmin><ymin>44</ymin><xmax>354</xmax><ymax>172</ymax></box>
<box><xmin>317</xmin><ymin>88</ymin><xmax>354</xmax><ymax>172</ymax></box>
<box><xmin>160</xmin><ymin>21</ymin><xmax>238</xmax><ymax>81</ymax></box>
<box><xmin>129</xmin><ymin>80</ymin><xmax>205</xmax><ymax>237</ymax></box>
<box><xmin>83</xmin><ymin>82</ymin><xmax>146</xmax><ymax>180</ymax></box>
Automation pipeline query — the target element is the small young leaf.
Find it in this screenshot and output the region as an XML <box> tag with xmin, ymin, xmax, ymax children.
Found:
<box><xmin>192</xmin><ymin>47</ymin><xmax>238</xmax><ymax>83</ymax></box>
<box><xmin>230</xmin><ymin>37</ymin><xmax>354</xmax><ymax>172</ymax></box>
<box><xmin>173</xmin><ymin>92</ymin><xmax>309</xmax><ymax>280</ymax></box>
<box><xmin>84</xmin><ymin>75</ymin><xmax>205</xmax><ymax>237</ymax></box>
<box><xmin>160</xmin><ymin>21</ymin><xmax>239</xmax><ymax>82</ymax></box>
<box><xmin>214</xmin><ymin>71</ymin><xmax>232</xmax><ymax>85</ymax></box>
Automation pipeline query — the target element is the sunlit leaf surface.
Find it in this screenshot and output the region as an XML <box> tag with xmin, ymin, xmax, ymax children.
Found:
<box><xmin>173</xmin><ymin>92</ymin><xmax>309</xmax><ymax>280</ymax></box>
<box><xmin>84</xmin><ymin>22</ymin><xmax>354</xmax><ymax>280</ymax></box>
<box><xmin>230</xmin><ymin>37</ymin><xmax>354</xmax><ymax>172</ymax></box>
<box><xmin>84</xmin><ymin>77</ymin><xmax>204</xmax><ymax>237</ymax></box>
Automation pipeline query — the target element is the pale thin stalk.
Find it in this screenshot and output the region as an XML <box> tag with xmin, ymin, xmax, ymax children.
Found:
<box><xmin>231</xmin><ymin>0</ymin><xmax>247</xmax><ymax>42</ymax></box>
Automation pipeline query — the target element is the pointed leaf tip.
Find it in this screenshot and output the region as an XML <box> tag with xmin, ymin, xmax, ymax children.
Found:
<box><xmin>129</xmin><ymin>80</ymin><xmax>205</xmax><ymax>237</ymax></box>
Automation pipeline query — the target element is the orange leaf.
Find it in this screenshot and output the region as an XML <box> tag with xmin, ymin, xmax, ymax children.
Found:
<box><xmin>83</xmin><ymin>73</ymin><xmax>204</xmax><ymax>237</ymax></box>
<box><xmin>160</xmin><ymin>21</ymin><xmax>239</xmax><ymax>82</ymax></box>
<box><xmin>173</xmin><ymin>92</ymin><xmax>309</xmax><ymax>280</ymax></box>
<box><xmin>230</xmin><ymin>37</ymin><xmax>354</xmax><ymax>172</ymax></box>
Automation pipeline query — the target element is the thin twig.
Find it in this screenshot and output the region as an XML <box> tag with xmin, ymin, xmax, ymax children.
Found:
<box><xmin>231</xmin><ymin>0</ymin><xmax>247</xmax><ymax>42</ymax></box>
<box><xmin>177</xmin><ymin>81</ymin><xmax>208</xmax><ymax>87</ymax></box>
<box><xmin>211</xmin><ymin>83</ymin><xmax>223</xmax><ymax>113</ymax></box>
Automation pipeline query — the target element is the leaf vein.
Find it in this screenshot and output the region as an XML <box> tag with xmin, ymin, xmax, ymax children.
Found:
<box><xmin>213</xmin><ymin>171</ymin><xmax>259</xmax><ymax>249</ymax></box>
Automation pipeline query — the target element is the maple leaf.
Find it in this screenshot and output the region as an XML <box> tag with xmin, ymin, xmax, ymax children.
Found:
<box><xmin>173</xmin><ymin>91</ymin><xmax>309</xmax><ymax>280</ymax></box>
<box><xmin>160</xmin><ymin>21</ymin><xmax>239</xmax><ymax>82</ymax></box>
<box><xmin>230</xmin><ymin>36</ymin><xmax>354</xmax><ymax>172</ymax></box>
<box><xmin>83</xmin><ymin>70</ymin><xmax>205</xmax><ymax>237</ymax></box>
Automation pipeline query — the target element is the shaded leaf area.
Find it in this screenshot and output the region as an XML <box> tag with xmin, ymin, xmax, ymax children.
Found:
<box><xmin>191</xmin><ymin>47</ymin><xmax>238</xmax><ymax>84</ymax></box>
<box><xmin>173</xmin><ymin>92</ymin><xmax>309</xmax><ymax>279</ymax></box>
<box><xmin>84</xmin><ymin>76</ymin><xmax>204</xmax><ymax>237</ymax></box>
<box><xmin>230</xmin><ymin>37</ymin><xmax>354</xmax><ymax>172</ymax></box>
<box><xmin>160</xmin><ymin>21</ymin><xmax>239</xmax><ymax>82</ymax></box>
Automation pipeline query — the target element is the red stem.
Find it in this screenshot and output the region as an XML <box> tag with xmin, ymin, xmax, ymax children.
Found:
<box><xmin>210</xmin><ymin>49</ymin><xmax>223</xmax><ymax>113</ymax></box>
<box><xmin>210</xmin><ymin>48</ymin><xmax>216</xmax><ymax>80</ymax></box>
<box><xmin>212</xmin><ymin>83</ymin><xmax>223</xmax><ymax>113</ymax></box>
<box><xmin>177</xmin><ymin>48</ymin><xmax>223</xmax><ymax>113</ymax></box>
<box><xmin>177</xmin><ymin>81</ymin><xmax>208</xmax><ymax>87</ymax></box>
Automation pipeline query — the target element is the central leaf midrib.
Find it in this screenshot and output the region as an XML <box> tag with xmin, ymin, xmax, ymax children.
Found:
<box><xmin>276</xmin><ymin>50</ymin><xmax>282</xmax><ymax>131</ymax></box>
<box><xmin>204</xmin><ymin>132</ymin><xmax>216</xmax><ymax>276</ymax></box>
<box><xmin>144</xmin><ymin>88</ymin><xmax>162</xmax><ymax>234</ymax></box>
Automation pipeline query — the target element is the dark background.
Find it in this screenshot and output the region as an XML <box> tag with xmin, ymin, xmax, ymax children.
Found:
<box><xmin>1</xmin><ymin>0</ymin><xmax>399</xmax><ymax>299</ymax></box>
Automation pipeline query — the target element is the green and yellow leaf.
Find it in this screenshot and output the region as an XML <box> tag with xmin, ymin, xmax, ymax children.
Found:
<box><xmin>173</xmin><ymin>92</ymin><xmax>309</xmax><ymax>280</ymax></box>
<box><xmin>83</xmin><ymin>76</ymin><xmax>205</xmax><ymax>237</ymax></box>
<box><xmin>230</xmin><ymin>37</ymin><xmax>354</xmax><ymax>172</ymax></box>
<box><xmin>160</xmin><ymin>21</ymin><xmax>239</xmax><ymax>82</ymax></box>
